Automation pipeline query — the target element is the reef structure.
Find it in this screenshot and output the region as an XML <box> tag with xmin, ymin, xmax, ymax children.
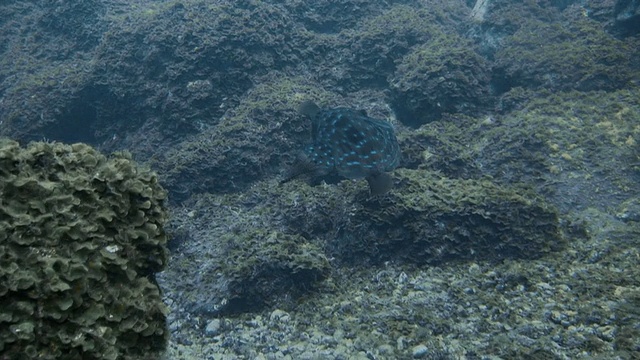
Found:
<box><xmin>0</xmin><ymin>139</ymin><xmax>169</xmax><ymax>360</ymax></box>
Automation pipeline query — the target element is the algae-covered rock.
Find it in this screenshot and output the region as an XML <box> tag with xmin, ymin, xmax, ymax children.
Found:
<box><xmin>163</xmin><ymin>165</ymin><xmax>561</xmax><ymax>318</ymax></box>
<box><xmin>340</xmin><ymin>169</ymin><xmax>563</xmax><ymax>264</ymax></box>
<box><xmin>154</xmin><ymin>75</ymin><xmax>335</xmax><ymax>201</ymax></box>
<box><xmin>279</xmin><ymin>169</ymin><xmax>563</xmax><ymax>266</ymax></box>
<box><xmin>215</xmin><ymin>230</ymin><xmax>331</xmax><ymax>314</ymax></box>
<box><xmin>494</xmin><ymin>12</ymin><xmax>636</xmax><ymax>92</ymax></box>
<box><xmin>390</xmin><ymin>31</ymin><xmax>491</xmax><ymax>126</ymax></box>
<box><xmin>163</xmin><ymin>193</ymin><xmax>331</xmax><ymax>317</ymax></box>
<box><xmin>322</xmin><ymin>2</ymin><xmax>471</xmax><ymax>91</ymax></box>
<box><xmin>0</xmin><ymin>139</ymin><xmax>168</xmax><ymax>359</ymax></box>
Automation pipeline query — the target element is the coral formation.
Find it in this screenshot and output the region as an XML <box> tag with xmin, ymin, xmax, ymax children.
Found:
<box><xmin>0</xmin><ymin>139</ymin><xmax>168</xmax><ymax>359</ymax></box>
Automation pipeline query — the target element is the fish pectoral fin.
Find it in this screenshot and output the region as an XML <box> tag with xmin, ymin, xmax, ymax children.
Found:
<box><xmin>366</xmin><ymin>172</ymin><xmax>393</xmax><ymax>196</ymax></box>
<box><xmin>281</xmin><ymin>153</ymin><xmax>321</xmax><ymax>184</ymax></box>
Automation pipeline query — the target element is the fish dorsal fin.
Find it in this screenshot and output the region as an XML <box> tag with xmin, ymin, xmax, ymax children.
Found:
<box><xmin>366</xmin><ymin>172</ymin><xmax>394</xmax><ymax>196</ymax></box>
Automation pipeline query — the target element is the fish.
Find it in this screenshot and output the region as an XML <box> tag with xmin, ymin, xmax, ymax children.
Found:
<box><xmin>283</xmin><ymin>101</ymin><xmax>401</xmax><ymax>195</ymax></box>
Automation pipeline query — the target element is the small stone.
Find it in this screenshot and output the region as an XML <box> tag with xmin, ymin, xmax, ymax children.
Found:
<box><xmin>412</xmin><ymin>344</ymin><xmax>429</xmax><ymax>358</ymax></box>
<box><xmin>468</xmin><ymin>263</ymin><xmax>481</xmax><ymax>275</ymax></box>
<box><xmin>298</xmin><ymin>350</ymin><xmax>315</xmax><ymax>360</ymax></box>
<box><xmin>168</xmin><ymin>320</ymin><xmax>180</xmax><ymax>333</ymax></box>
<box><xmin>339</xmin><ymin>301</ymin><xmax>353</xmax><ymax>312</ymax></box>
<box><xmin>378</xmin><ymin>344</ymin><xmax>395</xmax><ymax>355</ymax></box>
<box><xmin>463</xmin><ymin>287</ymin><xmax>475</xmax><ymax>294</ymax></box>
<box><xmin>204</xmin><ymin>319</ymin><xmax>221</xmax><ymax>336</ymax></box>
<box><xmin>270</xmin><ymin>309</ymin><xmax>290</xmax><ymax>323</ymax></box>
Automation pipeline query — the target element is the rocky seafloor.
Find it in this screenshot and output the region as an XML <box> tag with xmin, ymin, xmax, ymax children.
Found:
<box><xmin>1</xmin><ymin>0</ymin><xmax>639</xmax><ymax>359</ymax></box>
<box><xmin>160</xmin><ymin>205</ymin><xmax>639</xmax><ymax>359</ymax></box>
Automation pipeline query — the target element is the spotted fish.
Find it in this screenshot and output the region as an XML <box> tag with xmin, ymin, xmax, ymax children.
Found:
<box><xmin>283</xmin><ymin>101</ymin><xmax>401</xmax><ymax>195</ymax></box>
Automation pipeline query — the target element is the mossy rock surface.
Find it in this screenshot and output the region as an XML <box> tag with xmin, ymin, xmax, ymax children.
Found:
<box><xmin>348</xmin><ymin>169</ymin><xmax>563</xmax><ymax>264</ymax></box>
<box><xmin>278</xmin><ymin>169</ymin><xmax>563</xmax><ymax>266</ymax></box>
<box><xmin>494</xmin><ymin>11</ymin><xmax>637</xmax><ymax>92</ymax></box>
<box><xmin>390</xmin><ymin>31</ymin><xmax>491</xmax><ymax>126</ymax></box>
<box><xmin>0</xmin><ymin>139</ymin><xmax>169</xmax><ymax>359</ymax></box>
<box><xmin>154</xmin><ymin>75</ymin><xmax>335</xmax><ymax>202</ymax></box>
<box><xmin>162</xmin><ymin>188</ymin><xmax>332</xmax><ymax>317</ymax></box>
<box><xmin>216</xmin><ymin>230</ymin><xmax>331</xmax><ymax>314</ymax></box>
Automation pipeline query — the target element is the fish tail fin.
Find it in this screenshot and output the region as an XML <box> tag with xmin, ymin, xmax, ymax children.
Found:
<box><xmin>366</xmin><ymin>172</ymin><xmax>394</xmax><ymax>196</ymax></box>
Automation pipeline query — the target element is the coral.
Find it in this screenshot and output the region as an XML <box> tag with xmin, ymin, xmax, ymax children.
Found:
<box><xmin>0</xmin><ymin>139</ymin><xmax>168</xmax><ymax>359</ymax></box>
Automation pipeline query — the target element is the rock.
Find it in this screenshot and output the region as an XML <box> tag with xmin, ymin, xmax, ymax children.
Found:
<box><xmin>205</xmin><ymin>319</ymin><xmax>221</xmax><ymax>336</ymax></box>
<box><xmin>412</xmin><ymin>344</ymin><xmax>429</xmax><ymax>358</ymax></box>
<box><xmin>270</xmin><ymin>309</ymin><xmax>291</xmax><ymax>323</ymax></box>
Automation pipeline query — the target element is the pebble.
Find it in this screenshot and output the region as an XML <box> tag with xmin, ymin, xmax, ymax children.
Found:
<box><xmin>270</xmin><ymin>309</ymin><xmax>291</xmax><ymax>323</ymax></box>
<box><xmin>378</xmin><ymin>344</ymin><xmax>395</xmax><ymax>355</ymax></box>
<box><xmin>397</xmin><ymin>336</ymin><xmax>406</xmax><ymax>351</ymax></box>
<box><xmin>205</xmin><ymin>319</ymin><xmax>221</xmax><ymax>336</ymax></box>
<box><xmin>468</xmin><ymin>263</ymin><xmax>481</xmax><ymax>275</ymax></box>
<box><xmin>412</xmin><ymin>344</ymin><xmax>429</xmax><ymax>358</ymax></box>
<box><xmin>169</xmin><ymin>320</ymin><xmax>181</xmax><ymax>333</ymax></box>
<box><xmin>333</xmin><ymin>328</ymin><xmax>344</xmax><ymax>341</ymax></box>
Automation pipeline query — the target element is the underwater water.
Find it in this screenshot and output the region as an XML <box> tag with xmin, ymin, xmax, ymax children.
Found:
<box><xmin>0</xmin><ymin>0</ymin><xmax>639</xmax><ymax>359</ymax></box>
